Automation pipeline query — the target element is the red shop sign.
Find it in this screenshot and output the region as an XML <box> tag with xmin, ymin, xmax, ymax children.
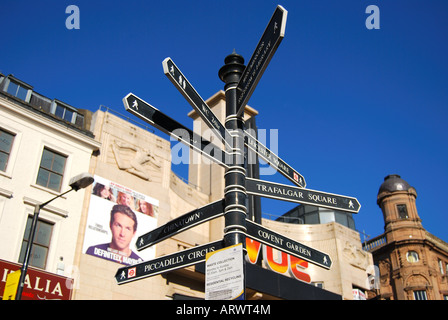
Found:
<box><xmin>0</xmin><ymin>259</ymin><xmax>73</xmax><ymax>300</ymax></box>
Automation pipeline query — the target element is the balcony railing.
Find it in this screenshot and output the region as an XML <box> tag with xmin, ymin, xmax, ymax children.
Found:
<box><xmin>363</xmin><ymin>234</ymin><xmax>387</xmax><ymax>251</ymax></box>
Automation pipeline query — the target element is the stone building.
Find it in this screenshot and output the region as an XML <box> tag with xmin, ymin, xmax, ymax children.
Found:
<box><xmin>364</xmin><ymin>174</ymin><xmax>448</xmax><ymax>300</ymax></box>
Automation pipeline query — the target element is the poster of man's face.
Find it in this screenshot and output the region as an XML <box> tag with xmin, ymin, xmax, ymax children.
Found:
<box><xmin>82</xmin><ymin>175</ymin><xmax>158</xmax><ymax>265</ymax></box>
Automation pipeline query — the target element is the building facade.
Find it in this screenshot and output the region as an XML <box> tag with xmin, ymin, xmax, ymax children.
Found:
<box><xmin>364</xmin><ymin>174</ymin><xmax>448</xmax><ymax>300</ymax></box>
<box><xmin>0</xmin><ymin>73</ymin><xmax>100</xmax><ymax>299</ymax></box>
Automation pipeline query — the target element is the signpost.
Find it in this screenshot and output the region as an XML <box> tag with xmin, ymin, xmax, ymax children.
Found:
<box><xmin>116</xmin><ymin>5</ymin><xmax>361</xmax><ymax>300</ymax></box>
<box><xmin>245</xmin><ymin>131</ymin><xmax>306</xmax><ymax>188</ymax></box>
<box><xmin>123</xmin><ymin>93</ymin><xmax>230</xmax><ymax>168</ymax></box>
<box><xmin>163</xmin><ymin>58</ymin><xmax>232</xmax><ymax>149</ymax></box>
<box><xmin>136</xmin><ymin>199</ymin><xmax>225</xmax><ymax>251</ymax></box>
<box><xmin>236</xmin><ymin>5</ymin><xmax>287</xmax><ymax>116</ymax></box>
<box><xmin>245</xmin><ymin>220</ymin><xmax>332</xmax><ymax>269</ymax></box>
<box><xmin>115</xmin><ymin>240</ymin><xmax>224</xmax><ymax>285</ymax></box>
<box><xmin>246</xmin><ymin>177</ymin><xmax>361</xmax><ymax>213</ymax></box>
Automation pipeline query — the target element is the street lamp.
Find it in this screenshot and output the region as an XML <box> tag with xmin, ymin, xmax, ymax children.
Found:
<box><xmin>15</xmin><ymin>172</ymin><xmax>94</xmax><ymax>300</ymax></box>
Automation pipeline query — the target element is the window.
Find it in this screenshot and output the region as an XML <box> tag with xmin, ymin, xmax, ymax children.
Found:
<box><xmin>51</xmin><ymin>100</ymin><xmax>77</xmax><ymax>124</ymax></box>
<box><xmin>439</xmin><ymin>260</ymin><xmax>445</xmax><ymax>275</ymax></box>
<box><xmin>36</xmin><ymin>148</ymin><xmax>67</xmax><ymax>191</ymax></box>
<box><xmin>319</xmin><ymin>210</ymin><xmax>334</xmax><ymax>224</ymax></box>
<box><xmin>6</xmin><ymin>80</ymin><xmax>29</xmax><ymax>101</ymax></box>
<box><xmin>0</xmin><ymin>128</ymin><xmax>15</xmax><ymax>172</ymax></box>
<box><xmin>18</xmin><ymin>216</ymin><xmax>53</xmax><ymax>269</ymax></box>
<box><xmin>397</xmin><ymin>204</ymin><xmax>409</xmax><ymax>219</ymax></box>
<box><xmin>406</xmin><ymin>251</ymin><xmax>419</xmax><ymax>263</ymax></box>
<box><xmin>413</xmin><ymin>290</ymin><xmax>427</xmax><ymax>300</ymax></box>
<box><xmin>304</xmin><ymin>212</ymin><xmax>319</xmax><ymax>224</ymax></box>
<box><xmin>55</xmin><ymin>103</ymin><xmax>74</xmax><ymax>122</ymax></box>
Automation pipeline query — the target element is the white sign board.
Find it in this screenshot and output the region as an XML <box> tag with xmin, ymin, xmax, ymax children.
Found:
<box><xmin>82</xmin><ymin>175</ymin><xmax>158</xmax><ymax>265</ymax></box>
<box><xmin>205</xmin><ymin>243</ymin><xmax>244</xmax><ymax>300</ymax></box>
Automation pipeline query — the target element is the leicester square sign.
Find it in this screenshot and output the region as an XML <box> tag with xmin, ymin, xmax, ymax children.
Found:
<box><xmin>0</xmin><ymin>259</ymin><xmax>74</xmax><ymax>300</ymax></box>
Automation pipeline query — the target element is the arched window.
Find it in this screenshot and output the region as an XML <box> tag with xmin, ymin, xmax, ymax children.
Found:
<box><xmin>406</xmin><ymin>251</ymin><xmax>419</xmax><ymax>263</ymax></box>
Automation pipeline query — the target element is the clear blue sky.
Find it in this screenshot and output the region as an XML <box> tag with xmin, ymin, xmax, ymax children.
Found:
<box><xmin>1</xmin><ymin>1</ymin><xmax>447</xmax><ymax>243</ymax></box>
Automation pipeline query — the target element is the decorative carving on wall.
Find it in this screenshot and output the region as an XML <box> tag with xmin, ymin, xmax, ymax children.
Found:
<box><xmin>343</xmin><ymin>241</ymin><xmax>369</xmax><ymax>268</ymax></box>
<box><xmin>112</xmin><ymin>140</ymin><xmax>161</xmax><ymax>180</ymax></box>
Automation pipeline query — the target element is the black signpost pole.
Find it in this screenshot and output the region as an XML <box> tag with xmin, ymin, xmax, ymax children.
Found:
<box><xmin>219</xmin><ymin>52</ymin><xmax>247</xmax><ymax>248</ymax></box>
<box><xmin>219</xmin><ymin>53</ymin><xmax>247</xmax><ymax>299</ymax></box>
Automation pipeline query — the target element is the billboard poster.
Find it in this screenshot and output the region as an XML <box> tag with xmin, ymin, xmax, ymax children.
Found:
<box><xmin>82</xmin><ymin>175</ymin><xmax>158</xmax><ymax>265</ymax></box>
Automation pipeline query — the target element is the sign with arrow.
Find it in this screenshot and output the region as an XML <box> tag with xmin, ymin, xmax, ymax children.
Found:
<box><xmin>236</xmin><ymin>5</ymin><xmax>288</xmax><ymax>116</ymax></box>
<box><xmin>123</xmin><ymin>93</ymin><xmax>230</xmax><ymax>168</ymax></box>
<box><xmin>163</xmin><ymin>58</ymin><xmax>232</xmax><ymax>148</ymax></box>
<box><xmin>245</xmin><ymin>177</ymin><xmax>361</xmax><ymax>213</ymax></box>
<box><xmin>115</xmin><ymin>240</ymin><xmax>224</xmax><ymax>285</ymax></box>
<box><xmin>245</xmin><ymin>219</ymin><xmax>332</xmax><ymax>269</ymax></box>
<box><xmin>136</xmin><ymin>199</ymin><xmax>225</xmax><ymax>251</ymax></box>
<box><xmin>245</xmin><ymin>131</ymin><xmax>306</xmax><ymax>188</ymax></box>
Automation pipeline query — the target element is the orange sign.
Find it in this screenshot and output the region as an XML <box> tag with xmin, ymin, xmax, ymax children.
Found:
<box><xmin>246</xmin><ymin>238</ymin><xmax>311</xmax><ymax>283</ymax></box>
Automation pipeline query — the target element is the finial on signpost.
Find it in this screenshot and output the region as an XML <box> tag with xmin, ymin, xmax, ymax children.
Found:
<box><xmin>219</xmin><ymin>51</ymin><xmax>245</xmax><ymax>92</ymax></box>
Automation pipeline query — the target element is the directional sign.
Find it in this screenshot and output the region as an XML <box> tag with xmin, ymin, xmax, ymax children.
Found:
<box><xmin>245</xmin><ymin>131</ymin><xmax>306</xmax><ymax>188</ymax></box>
<box><xmin>136</xmin><ymin>199</ymin><xmax>225</xmax><ymax>251</ymax></box>
<box><xmin>245</xmin><ymin>178</ymin><xmax>361</xmax><ymax>213</ymax></box>
<box><xmin>236</xmin><ymin>5</ymin><xmax>287</xmax><ymax>116</ymax></box>
<box><xmin>245</xmin><ymin>219</ymin><xmax>332</xmax><ymax>269</ymax></box>
<box><xmin>163</xmin><ymin>58</ymin><xmax>232</xmax><ymax>148</ymax></box>
<box><xmin>123</xmin><ymin>93</ymin><xmax>230</xmax><ymax>168</ymax></box>
<box><xmin>115</xmin><ymin>240</ymin><xmax>224</xmax><ymax>285</ymax></box>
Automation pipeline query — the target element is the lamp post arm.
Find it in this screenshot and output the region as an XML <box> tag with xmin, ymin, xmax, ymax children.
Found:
<box><xmin>38</xmin><ymin>187</ymin><xmax>75</xmax><ymax>209</ymax></box>
<box><xmin>15</xmin><ymin>187</ymin><xmax>75</xmax><ymax>299</ymax></box>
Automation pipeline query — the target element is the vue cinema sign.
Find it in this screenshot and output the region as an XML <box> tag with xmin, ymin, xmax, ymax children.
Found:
<box><xmin>246</xmin><ymin>238</ymin><xmax>311</xmax><ymax>284</ymax></box>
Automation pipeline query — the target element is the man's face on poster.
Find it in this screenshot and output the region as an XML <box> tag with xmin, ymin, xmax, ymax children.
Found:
<box><xmin>110</xmin><ymin>212</ymin><xmax>136</xmax><ymax>252</ymax></box>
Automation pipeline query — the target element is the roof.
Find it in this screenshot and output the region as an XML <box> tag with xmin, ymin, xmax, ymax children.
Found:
<box><xmin>378</xmin><ymin>174</ymin><xmax>412</xmax><ymax>194</ymax></box>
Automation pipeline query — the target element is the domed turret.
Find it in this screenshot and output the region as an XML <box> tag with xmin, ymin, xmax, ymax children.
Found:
<box><xmin>378</xmin><ymin>174</ymin><xmax>412</xmax><ymax>194</ymax></box>
<box><xmin>377</xmin><ymin>174</ymin><xmax>416</xmax><ymax>205</ymax></box>
<box><xmin>377</xmin><ymin>174</ymin><xmax>422</xmax><ymax>236</ymax></box>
